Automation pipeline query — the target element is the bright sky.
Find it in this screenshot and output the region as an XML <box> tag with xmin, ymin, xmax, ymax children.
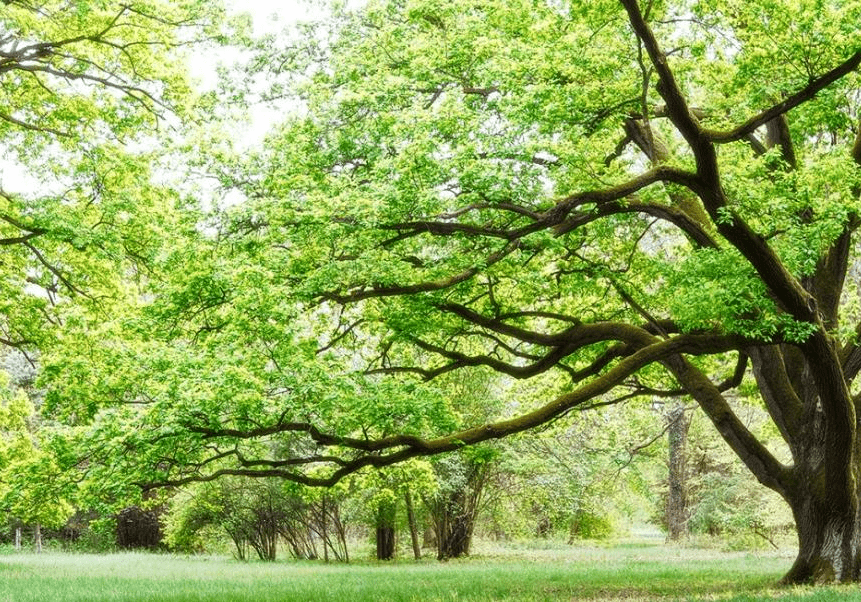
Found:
<box><xmin>3</xmin><ymin>0</ymin><xmax>371</xmax><ymax>199</ymax></box>
<box><xmin>0</xmin><ymin>1</ymin><xmax>326</xmax><ymax>194</ymax></box>
<box><xmin>227</xmin><ymin>0</ymin><xmax>328</xmax><ymax>34</ymax></box>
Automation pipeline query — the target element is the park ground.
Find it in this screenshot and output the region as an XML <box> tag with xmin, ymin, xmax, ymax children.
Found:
<box><xmin>3</xmin><ymin>538</ymin><xmax>861</xmax><ymax>602</ymax></box>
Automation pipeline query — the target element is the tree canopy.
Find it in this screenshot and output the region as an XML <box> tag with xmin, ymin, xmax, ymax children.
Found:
<box><xmin>0</xmin><ymin>0</ymin><xmax>226</xmax><ymax>349</ymax></box>
<box><xmin>22</xmin><ymin>0</ymin><xmax>861</xmax><ymax>585</ymax></box>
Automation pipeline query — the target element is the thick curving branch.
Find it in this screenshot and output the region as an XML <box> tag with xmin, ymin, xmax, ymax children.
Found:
<box><xmin>144</xmin><ymin>330</ymin><xmax>745</xmax><ymax>490</ymax></box>
<box><xmin>541</xmin><ymin>165</ymin><xmax>700</xmax><ymax>226</ymax></box>
<box><xmin>552</xmin><ymin>198</ymin><xmax>718</xmax><ymax>248</ymax></box>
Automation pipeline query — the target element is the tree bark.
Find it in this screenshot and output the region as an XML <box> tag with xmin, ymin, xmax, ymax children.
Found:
<box><xmin>666</xmin><ymin>404</ymin><xmax>691</xmax><ymax>541</ymax></box>
<box><xmin>436</xmin><ymin>502</ymin><xmax>472</xmax><ymax>560</ymax></box>
<box><xmin>783</xmin><ymin>490</ymin><xmax>861</xmax><ymax>583</ymax></box>
<box><xmin>376</xmin><ymin>525</ymin><xmax>395</xmax><ymax>560</ymax></box>
<box><xmin>404</xmin><ymin>489</ymin><xmax>422</xmax><ymax>560</ymax></box>
<box><xmin>34</xmin><ymin>523</ymin><xmax>42</xmax><ymax>554</ymax></box>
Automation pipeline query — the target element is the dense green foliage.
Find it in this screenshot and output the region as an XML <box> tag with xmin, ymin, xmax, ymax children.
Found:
<box><xmin>4</xmin><ymin>0</ymin><xmax>861</xmax><ymax>584</ymax></box>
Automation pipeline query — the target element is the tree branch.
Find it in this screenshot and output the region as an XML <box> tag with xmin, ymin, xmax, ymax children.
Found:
<box><xmin>706</xmin><ymin>52</ymin><xmax>861</xmax><ymax>144</ymax></box>
<box><xmin>144</xmin><ymin>331</ymin><xmax>744</xmax><ymax>490</ymax></box>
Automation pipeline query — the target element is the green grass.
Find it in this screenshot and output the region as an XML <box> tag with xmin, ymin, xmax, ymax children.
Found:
<box><xmin>0</xmin><ymin>542</ymin><xmax>856</xmax><ymax>602</ymax></box>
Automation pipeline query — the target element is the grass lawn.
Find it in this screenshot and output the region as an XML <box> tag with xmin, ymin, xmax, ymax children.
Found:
<box><xmin>0</xmin><ymin>541</ymin><xmax>859</xmax><ymax>602</ymax></box>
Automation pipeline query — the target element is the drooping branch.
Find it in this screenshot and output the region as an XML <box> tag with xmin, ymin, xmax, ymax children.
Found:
<box><xmin>406</xmin><ymin>335</ymin><xmax>579</xmax><ymax>381</ymax></box>
<box><xmin>552</xmin><ymin>197</ymin><xmax>718</xmax><ymax>248</ymax></box>
<box><xmin>0</xmin><ymin>3</ymin><xmax>218</xmax><ymax>137</ymax></box>
<box><xmin>542</xmin><ymin>164</ymin><xmax>700</xmax><ymax>227</ymax></box>
<box><xmin>663</xmin><ymin>353</ymin><xmax>791</xmax><ymax>496</ymax></box>
<box><xmin>23</xmin><ymin>241</ymin><xmax>88</xmax><ymax>297</ymax></box>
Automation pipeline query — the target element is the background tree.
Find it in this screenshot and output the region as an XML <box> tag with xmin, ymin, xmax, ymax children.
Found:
<box><xmin>665</xmin><ymin>402</ymin><xmax>693</xmax><ymax>541</ymax></box>
<box><xmin>494</xmin><ymin>403</ymin><xmax>661</xmax><ymax>543</ymax></box>
<box><xmin>677</xmin><ymin>404</ymin><xmax>794</xmax><ymax>550</ymax></box>
<box><xmin>165</xmin><ymin>476</ymin><xmax>353</xmax><ymax>561</ymax></box>
<box><xmin>0</xmin><ymin>0</ymin><xmax>233</xmax><ymax>555</ymax></box>
<box><xmin>0</xmin><ymin>370</ymin><xmax>73</xmax><ymax>552</ymax></box>
<box><xmin>44</xmin><ymin>0</ymin><xmax>861</xmax><ymax>585</ymax></box>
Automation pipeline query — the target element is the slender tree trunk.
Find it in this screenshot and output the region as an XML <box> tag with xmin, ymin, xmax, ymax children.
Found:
<box><xmin>321</xmin><ymin>497</ymin><xmax>329</xmax><ymax>563</ymax></box>
<box><xmin>666</xmin><ymin>404</ymin><xmax>691</xmax><ymax>541</ymax></box>
<box><xmin>14</xmin><ymin>526</ymin><xmax>21</xmax><ymax>551</ymax></box>
<box><xmin>404</xmin><ymin>489</ymin><xmax>422</xmax><ymax>560</ymax></box>
<box><xmin>34</xmin><ymin>523</ymin><xmax>42</xmax><ymax>554</ymax></box>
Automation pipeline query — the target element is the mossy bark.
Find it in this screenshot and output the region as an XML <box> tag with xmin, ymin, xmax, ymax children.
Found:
<box><xmin>783</xmin><ymin>496</ymin><xmax>861</xmax><ymax>583</ymax></box>
<box><xmin>666</xmin><ymin>404</ymin><xmax>691</xmax><ymax>541</ymax></box>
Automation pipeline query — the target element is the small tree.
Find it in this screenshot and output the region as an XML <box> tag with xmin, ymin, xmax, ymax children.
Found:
<box><xmin>425</xmin><ymin>448</ymin><xmax>497</xmax><ymax>560</ymax></box>
<box><xmin>0</xmin><ymin>372</ymin><xmax>73</xmax><ymax>552</ymax></box>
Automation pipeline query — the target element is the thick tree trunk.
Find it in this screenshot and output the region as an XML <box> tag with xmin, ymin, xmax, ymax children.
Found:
<box><xmin>375</xmin><ymin>501</ymin><xmax>396</xmax><ymax>560</ymax></box>
<box><xmin>782</xmin><ymin>486</ymin><xmax>861</xmax><ymax>583</ymax></box>
<box><xmin>376</xmin><ymin>525</ymin><xmax>395</xmax><ymax>560</ymax></box>
<box><xmin>117</xmin><ymin>506</ymin><xmax>162</xmax><ymax>549</ymax></box>
<box><xmin>435</xmin><ymin>490</ymin><xmax>475</xmax><ymax>560</ymax></box>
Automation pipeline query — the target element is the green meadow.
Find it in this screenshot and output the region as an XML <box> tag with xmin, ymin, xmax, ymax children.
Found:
<box><xmin>2</xmin><ymin>543</ymin><xmax>859</xmax><ymax>602</ymax></box>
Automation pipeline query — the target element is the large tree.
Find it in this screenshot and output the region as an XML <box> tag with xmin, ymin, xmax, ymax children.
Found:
<box><xmin>54</xmin><ymin>0</ymin><xmax>861</xmax><ymax>585</ymax></box>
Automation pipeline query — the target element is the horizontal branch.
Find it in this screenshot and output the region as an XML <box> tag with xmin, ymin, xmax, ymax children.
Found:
<box><xmin>320</xmin><ymin>241</ymin><xmax>520</xmax><ymax>304</ymax></box>
<box><xmin>144</xmin><ymin>331</ymin><xmax>744</xmax><ymax>490</ymax></box>
<box><xmin>553</xmin><ymin>200</ymin><xmax>717</xmax><ymax>248</ymax></box>
<box><xmin>542</xmin><ymin>165</ymin><xmax>700</xmax><ymax>226</ymax></box>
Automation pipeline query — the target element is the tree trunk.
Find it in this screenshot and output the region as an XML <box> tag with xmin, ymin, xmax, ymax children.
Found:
<box><xmin>437</xmin><ymin>508</ymin><xmax>471</xmax><ymax>560</ymax></box>
<box><xmin>375</xmin><ymin>525</ymin><xmax>395</xmax><ymax>560</ymax></box>
<box><xmin>116</xmin><ymin>506</ymin><xmax>162</xmax><ymax>549</ymax></box>
<box><xmin>782</xmin><ymin>493</ymin><xmax>861</xmax><ymax>583</ymax></box>
<box><xmin>430</xmin><ymin>459</ymin><xmax>490</xmax><ymax>560</ymax></box>
<box><xmin>742</xmin><ymin>342</ymin><xmax>861</xmax><ymax>584</ymax></box>
<box><xmin>375</xmin><ymin>501</ymin><xmax>396</xmax><ymax>561</ymax></box>
<box><xmin>34</xmin><ymin>523</ymin><xmax>42</xmax><ymax>554</ymax></box>
<box><xmin>404</xmin><ymin>489</ymin><xmax>422</xmax><ymax>560</ymax></box>
<box><xmin>14</xmin><ymin>526</ymin><xmax>21</xmax><ymax>551</ymax></box>
<box><xmin>666</xmin><ymin>404</ymin><xmax>691</xmax><ymax>541</ymax></box>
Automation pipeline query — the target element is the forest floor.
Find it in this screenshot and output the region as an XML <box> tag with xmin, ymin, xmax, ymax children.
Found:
<box><xmin>0</xmin><ymin>538</ymin><xmax>857</xmax><ymax>602</ymax></box>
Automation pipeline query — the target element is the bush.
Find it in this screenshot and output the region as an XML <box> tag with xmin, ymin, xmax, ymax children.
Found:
<box><xmin>569</xmin><ymin>511</ymin><xmax>613</xmax><ymax>541</ymax></box>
